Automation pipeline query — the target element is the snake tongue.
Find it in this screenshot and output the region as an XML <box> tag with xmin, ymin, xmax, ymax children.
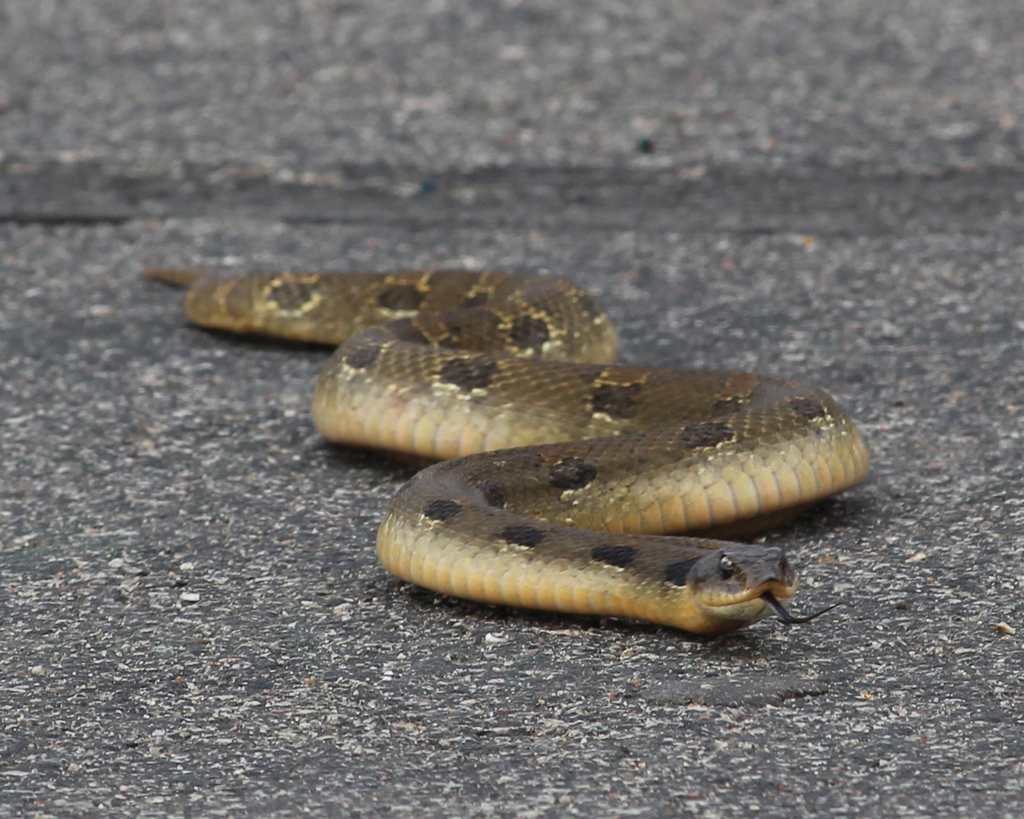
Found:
<box><xmin>761</xmin><ymin>591</ymin><xmax>840</xmax><ymax>625</ymax></box>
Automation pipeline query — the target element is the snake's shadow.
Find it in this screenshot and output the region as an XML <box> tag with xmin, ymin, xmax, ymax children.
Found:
<box><xmin>404</xmin><ymin>585</ymin><xmax>798</xmax><ymax>653</ymax></box>
<box><xmin>754</xmin><ymin>495</ymin><xmax>873</xmax><ymax>551</ymax></box>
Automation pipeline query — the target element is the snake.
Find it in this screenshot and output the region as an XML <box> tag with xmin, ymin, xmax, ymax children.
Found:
<box><xmin>145</xmin><ymin>267</ymin><xmax>869</xmax><ymax>635</ymax></box>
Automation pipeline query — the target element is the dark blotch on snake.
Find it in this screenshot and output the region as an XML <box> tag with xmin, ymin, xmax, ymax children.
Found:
<box><xmin>439</xmin><ymin>356</ymin><xmax>499</xmax><ymax>391</ymax></box>
<box><xmin>788</xmin><ymin>396</ymin><xmax>826</xmax><ymax>421</ymax></box>
<box><xmin>345</xmin><ymin>345</ymin><xmax>380</xmax><ymax>370</ymax></box>
<box><xmin>664</xmin><ymin>558</ymin><xmax>700</xmax><ymax>587</ymax></box>
<box><xmin>548</xmin><ymin>457</ymin><xmax>597</xmax><ymax>491</ymax></box>
<box><xmin>591</xmin><ymin>382</ymin><xmax>643</xmax><ymax>419</ymax></box>
<box><xmin>461</xmin><ymin>291</ymin><xmax>490</xmax><ymax>308</ymax></box>
<box><xmin>388</xmin><ymin>319</ymin><xmax>431</xmax><ymax>346</ymax></box>
<box><xmin>377</xmin><ymin>283</ymin><xmax>426</xmax><ymax>310</ymax></box>
<box><xmin>591</xmin><ymin>544</ymin><xmax>636</xmax><ymax>568</ymax></box>
<box><xmin>423</xmin><ymin>499</ymin><xmax>463</xmax><ymax>522</ymax></box>
<box><xmin>266</xmin><ymin>278</ymin><xmax>318</xmax><ymax>311</ymax></box>
<box><xmin>477</xmin><ymin>481</ymin><xmax>507</xmax><ymax>509</ymax></box>
<box><xmin>678</xmin><ymin>421</ymin><xmax>735</xmax><ymax>449</ymax></box>
<box><xmin>499</xmin><ymin>524</ymin><xmax>545</xmax><ymax>548</ymax></box>
<box><xmin>508</xmin><ymin>315</ymin><xmax>550</xmax><ymax>352</ymax></box>
<box><xmin>437</xmin><ymin>309</ymin><xmax>502</xmax><ymax>348</ymax></box>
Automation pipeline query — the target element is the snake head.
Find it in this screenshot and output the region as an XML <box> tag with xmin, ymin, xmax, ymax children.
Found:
<box><xmin>685</xmin><ymin>544</ymin><xmax>833</xmax><ymax>630</ymax></box>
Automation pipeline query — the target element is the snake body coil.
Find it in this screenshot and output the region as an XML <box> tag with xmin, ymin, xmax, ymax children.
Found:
<box><xmin>147</xmin><ymin>267</ymin><xmax>869</xmax><ymax>634</ymax></box>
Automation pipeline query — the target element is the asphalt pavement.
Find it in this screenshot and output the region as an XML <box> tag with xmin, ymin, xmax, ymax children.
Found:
<box><xmin>2</xmin><ymin>2</ymin><xmax>1024</xmax><ymax>817</ymax></box>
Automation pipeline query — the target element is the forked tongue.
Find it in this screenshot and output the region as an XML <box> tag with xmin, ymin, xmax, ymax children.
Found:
<box><xmin>761</xmin><ymin>591</ymin><xmax>840</xmax><ymax>625</ymax></box>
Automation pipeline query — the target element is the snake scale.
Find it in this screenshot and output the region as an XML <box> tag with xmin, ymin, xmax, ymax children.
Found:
<box><xmin>146</xmin><ymin>267</ymin><xmax>869</xmax><ymax>634</ymax></box>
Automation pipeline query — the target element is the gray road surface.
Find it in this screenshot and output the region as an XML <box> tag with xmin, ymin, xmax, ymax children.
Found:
<box><xmin>1</xmin><ymin>2</ymin><xmax>1023</xmax><ymax>817</ymax></box>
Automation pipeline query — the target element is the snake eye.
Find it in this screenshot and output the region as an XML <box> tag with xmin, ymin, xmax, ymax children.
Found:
<box><xmin>718</xmin><ymin>555</ymin><xmax>736</xmax><ymax>580</ymax></box>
